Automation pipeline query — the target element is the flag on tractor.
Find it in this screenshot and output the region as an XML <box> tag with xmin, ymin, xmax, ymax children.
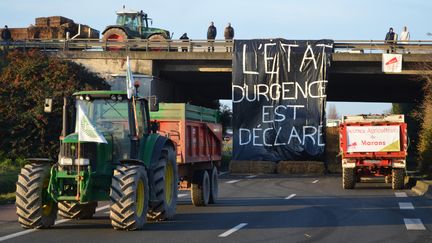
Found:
<box><xmin>126</xmin><ymin>56</ymin><xmax>135</xmax><ymax>99</ymax></box>
<box><xmin>76</xmin><ymin>103</ymin><xmax>107</xmax><ymax>144</ymax></box>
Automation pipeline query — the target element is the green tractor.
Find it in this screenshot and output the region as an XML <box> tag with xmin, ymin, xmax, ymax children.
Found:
<box><xmin>16</xmin><ymin>90</ymin><xmax>178</xmax><ymax>230</ymax></box>
<box><xmin>102</xmin><ymin>6</ymin><xmax>171</xmax><ymax>43</ymax></box>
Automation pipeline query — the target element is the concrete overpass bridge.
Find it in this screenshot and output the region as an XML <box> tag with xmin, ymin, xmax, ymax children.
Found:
<box><xmin>6</xmin><ymin>39</ymin><xmax>432</xmax><ymax>104</ymax></box>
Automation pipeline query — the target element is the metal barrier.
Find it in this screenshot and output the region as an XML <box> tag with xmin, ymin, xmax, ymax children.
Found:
<box><xmin>1</xmin><ymin>39</ymin><xmax>432</xmax><ymax>53</ymax></box>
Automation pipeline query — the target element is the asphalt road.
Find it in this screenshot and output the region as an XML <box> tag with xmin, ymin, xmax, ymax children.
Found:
<box><xmin>1</xmin><ymin>174</ymin><xmax>431</xmax><ymax>243</ymax></box>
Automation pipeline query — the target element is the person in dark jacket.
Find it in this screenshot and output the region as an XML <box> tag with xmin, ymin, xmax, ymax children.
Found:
<box><xmin>1</xmin><ymin>25</ymin><xmax>12</xmax><ymax>52</ymax></box>
<box><xmin>207</xmin><ymin>21</ymin><xmax>217</xmax><ymax>52</ymax></box>
<box><xmin>1</xmin><ymin>25</ymin><xmax>11</xmax><ymax>41</ymax></box>
<box><xmin>385</xmin><ymin>27</ymin><xmax>396</xmax><ymax>53</ymax></box>
<box><xmin>179</xmin><ymin>33</ymin><xmax>189</xmax><ymax>52</ymax></box>
<box><xmin>224</xmin><ymin>23</ymin><xmax>234</xmax><ymax>52</ymax></box>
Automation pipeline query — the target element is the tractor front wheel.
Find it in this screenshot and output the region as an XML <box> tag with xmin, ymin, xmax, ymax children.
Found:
<box><xmin>110</xmin><ymin>165</ymin><xmax>149</xmax><ymax>230</ymax></box>
<box><xmin>147</xmin><ymin>146</ymin><xmax>178</xmax><ymax>221</ymax></box>
<box><xmin>58</xmin><ymin>201</ymin><xmax>97</xmax><ymax>219</ymax></box>
<box><xmin>16</xmin><ymin>163</ymin><xmax>57</xmax><ymax>229</ymax></box>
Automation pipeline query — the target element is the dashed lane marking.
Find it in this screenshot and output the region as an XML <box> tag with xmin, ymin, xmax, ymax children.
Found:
<box><xmin>245</xmin><ymin>175</ymin><xmax>257</xmax><ymax>179</ymax></box>
<box><xmin>399</xmin><ymin>202</ymin><xmax>414</xmax><ymax>210</ymax></box>
<box><xmin>0</xmin><ymin>205</ymin><xmax>110</xmax><ymax>242</ymax></box>
<box><xmin>395</xmin><ymin>192</ymin><xmax>408</xmax><ymax>197</ymax></box>
<box><xmin>404</xmin><ymin>218</ymin><xmax>426</xmax><ymax>230</ymax></box>
<box><xmin>226</xmin><ymin>180</ymin><xmax>241</xmax><ymax>184</ymax></box>
<box><xmin>219</xmin><ymin>171</ymin><xmax>229</xmax><ymax>176</ymax></box>
<box><xmin>312</xmin><ymin>180</ymin><xmax>319</xmax><ymax>184</ymax></box>
<box><xmin>178</xmin><ymin>193</ymin><xmax>188</xmax><ymax>198</ymax></box>
<box><xmin>218</xmin><ymin>223</ymin><xmax>248</xmax><ymax>237</ymax></box>
<box><xmin>285</xmin><ymin>194</ymin><xmax>296</xmax><ymax>200</ymax></box>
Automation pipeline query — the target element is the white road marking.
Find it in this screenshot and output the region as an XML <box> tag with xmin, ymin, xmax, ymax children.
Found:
<box><xmin>219</xmin><ymin>171</ymin><xmax>229</xmax><ymax>176</ymax></box>
<box><xmin>285</xmin><ymin>194</ymin><xmax>296</xmax><ymax>200</ymax></box>
<box><xmin>178</xmin><ymin>193</ymin><xmax>188</xmax><ymax>198</ymax></box>
<box><xmin>399</xmin><ymin>202</ymin><xmax>414</xmax><ymax>210</ymax></box>
<box><xmin>226</xmin><ymin>180</ymin><xmax>241</xmax><ymax>184</ymax></box>
<box><xmin>245</xmin><ymin>175</ymin><xmax>257</xmax><ymax>179</ymax></box>
<box><xmin>0</xmin><ymin>205</ymin><xmax>110</xmax><ymax>242</ymax></box>
<box><xmin>312</xmin><ymin>180</ymin><xmax>319</xmax><ymax>184</ymax></box>
<box><xmin>404</xmin><ymin>218</ymin><xmax>426</xmax><ymax>230</ymax></box>
<box><xmin>395</xmin><ymin>192</ymin><xmax>407</xmax><ymax>197</ymax></box>
<box><xmin>218</xmin><ymin>223</ymin><xmax>248</xmax><ymax>237</ymax></box>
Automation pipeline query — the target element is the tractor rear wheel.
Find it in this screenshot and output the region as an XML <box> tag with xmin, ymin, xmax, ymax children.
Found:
<box><xmin>110</xmin><ymin>165</ymin><xmax>149</xmax><ymax>230</ymax></box>
<box><xmin>16</xmin><ymin>163</ymin><xmax>57</xmax><ymax>229</ymax></box>
<box><xmin>147</xmin><ymin>146</ymin><xmax>178</xmax><ymax>221</ymax></box>
<box><xmin>191</xmin><ymin>170</ymin><xmax>210</xmax><ymax>206</ymax></box>
<box><xmin>102</xmin><ymin>28</ymin><xmax>128</xmax><ymax>51</ymax></box>
<box><xmin>342</xmin><ymin>167</ymin><xmax>355</xmax><ymax>189</ymax></box>
<box><xmin>58</xmin><ymin>201</ymin><xmax>97</xmax><ymax>219</ymax></box>
<box><xmin>392</xmin><ymin>168</ymin><xmax>404</xmax><ymax>190</ymax></box>
<box><xmin>208</xmin><ymin>166</ymin><xmax>218</xmax><ymax>204</ymax></box>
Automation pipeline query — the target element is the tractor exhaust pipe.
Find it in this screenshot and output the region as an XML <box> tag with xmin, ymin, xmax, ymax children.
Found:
<box><xmin>61</xmin><ymin>97</ymin><xmax>67</xmax><ymax>139</ymax></box>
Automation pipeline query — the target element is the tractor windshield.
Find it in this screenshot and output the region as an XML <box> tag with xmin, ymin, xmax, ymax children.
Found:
<box><xmin>116</xmin><ymin>14</ymin><xmax>142</xmax><ymax>30</ymax></box>
<box><xmin>75</xmin><ymin>99</ymin><xmax>131</xmax><ymax>161</ymax></box>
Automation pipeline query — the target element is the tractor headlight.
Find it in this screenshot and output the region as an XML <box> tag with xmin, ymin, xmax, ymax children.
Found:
<box><xmin>59</xmin><ymin>157</ymin><xmax>90</xmax><ymax>166</ymax></box>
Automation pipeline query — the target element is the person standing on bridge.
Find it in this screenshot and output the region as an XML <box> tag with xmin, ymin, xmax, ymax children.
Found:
<box><xmin>385</xmin><ymin>27</ymin><xmax>397</xmax><ymax>53</ymax></box>
<box><xmin>399</xmin><ymin>26</ymin><xmax>410</xmax><ymax>53</ymax></box>
<box><xmin>1</xmin><ymin>25</ymin><xmax>11</xmax><ymax>52</ymax></box>
<box><xmin>207</xmin><ymin>21</ymin><xmax>217</xmax><ymax>52</ymax></box>
<box><xmin>179</xmin><ymin>33</ymin><xmax>189</xmax><ymax>52</ymax></box>
<box><xmin>224</xmin><ymin>22</ymin><xmax>234</xmax><ymax>52</ymax></box>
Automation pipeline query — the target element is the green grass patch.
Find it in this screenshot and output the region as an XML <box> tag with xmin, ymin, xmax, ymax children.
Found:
<box><xmin>0</xmin><ymin>192</ymin><xmax>15</xmax><ymax>205</ymax></box>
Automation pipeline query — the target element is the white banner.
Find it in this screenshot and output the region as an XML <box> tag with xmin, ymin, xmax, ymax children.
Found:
<box><xmin>346</xmin><ymin>125</ymin><xmax>400</xmax><ymax>152</ymax></box>
<box><xmin>77</xmin><ymin>103</ymin><xmax>107</xmax><ymax>144</ymax></box>
<box><xmin>382</xmin><ymin>54</ymin><xmax>402</xmax><ymax>73</ymax></box>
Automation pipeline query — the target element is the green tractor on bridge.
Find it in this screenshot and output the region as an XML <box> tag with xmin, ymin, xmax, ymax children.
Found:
<box><xmin>16</xmin><ymin>87</ymin><xmax>178</xmax><ymax>230</ymax></box>
<box><xmin>102</xmin><ymin>6</ymin><xmax>171</xmax><ymax>44</ymax></box>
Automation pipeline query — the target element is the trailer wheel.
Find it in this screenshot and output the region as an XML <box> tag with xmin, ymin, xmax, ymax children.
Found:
<box><xmin>392</xmin><ymin>168</ymin><xmax>404</xmax><ymax>190</ymax></box>
<box><xmin>191</xmin><ymin>170</ymin><xmax>210</xmax><ymax>206</ymax></box>
<box><xmin>110</xmin><ymin>165</ymin><xmax>149</xmax><ymax>230</ymax></box>
<box><xmin>342</xmin><ymin>168</ymin><xmax>355</xmax><ymax>189</ymax></box>
<box><xmin>16</xmin><ymin>163</ymin><xmax>57</xmax><ymax>229</ymax></box>
<box><xmin>208</xmin><ymin>166</ymin><xmax>219</xmax><ymax>204</ymax></box>
<box><xmin>58</xmin><ymin>201</ymin><xmax>97</xmax><ymax>219</ymax></box>
<box><xmin>147</xmin><ymin>146</ymin><xmax>178</xmax><ymax>221</ymax></box>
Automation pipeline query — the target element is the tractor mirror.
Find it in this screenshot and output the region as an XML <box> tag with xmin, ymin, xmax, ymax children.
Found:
<box><xmin>149</xmin><ymin>96</ymin><xmax>159</xmax><ymax>112</ymax></box>
<box><xmin>44</xmin><ymin>98</ymin><xmax>53</xmax><ymax>113</ymax></box>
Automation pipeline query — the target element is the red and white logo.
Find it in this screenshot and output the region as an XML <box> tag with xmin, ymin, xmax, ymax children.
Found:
<box><xmin>382</xmin><ymin>54</ymin><xmax>402</xmax><ymax>73</ymax></box>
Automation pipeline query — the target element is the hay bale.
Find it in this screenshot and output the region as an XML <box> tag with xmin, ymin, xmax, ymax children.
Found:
<box><xmin>277</xmin><ymin>161</ymin><xmax>325</xmax><ymax>175</ymax></box>
<box><xmin>35</xmin><ymin>17</ymin><xmax>49</xmax><ymax>27</ymax></box>
<box><xmin>229</xmin><ymin>160</ymin><xmax>276</xmax><ymax>174</ymax></box>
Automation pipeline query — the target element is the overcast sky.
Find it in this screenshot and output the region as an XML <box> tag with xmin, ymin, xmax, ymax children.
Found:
<box><xmin>1</xmin><ymin>0</ymin><xmax>430</xmax><ymax>115</ymax></box>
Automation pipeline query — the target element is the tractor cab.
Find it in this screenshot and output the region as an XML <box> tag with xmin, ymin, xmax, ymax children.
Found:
<box><xmin>70</xmin><ymin>91</ymin><xmax>151</xmax><ymax>163</ymax></box>
<box><xmin>115</xmin><ymin>9</ymin><xmax>151</xmax><ymax>34</ymax></box>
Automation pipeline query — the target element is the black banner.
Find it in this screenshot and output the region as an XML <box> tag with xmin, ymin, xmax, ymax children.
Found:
<box><xmin>232</xmin><ymin>39</ymin><xmax>333</xmax><ymax>161</ymax></box>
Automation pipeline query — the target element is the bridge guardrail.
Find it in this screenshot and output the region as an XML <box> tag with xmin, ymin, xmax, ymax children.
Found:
<box><xmin>1</xmin><ymin>39</ymin><xmax>432</xmax><ymax>53</ymax></box>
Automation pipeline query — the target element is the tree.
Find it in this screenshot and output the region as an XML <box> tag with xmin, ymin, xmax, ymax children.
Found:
<box><xmin>218</xmin><ymin>103</ymin><xmax>232</xmax><ymax>133</ymax></box>
<box><xmin>327</xmin><ymin>104</ymin><xmax>339</xmax><ymax>120</ymax></box>
<box><xmin>0</xmin><ymin>49</ymin><xmax>109</xmax><ymax>159</ymax></box>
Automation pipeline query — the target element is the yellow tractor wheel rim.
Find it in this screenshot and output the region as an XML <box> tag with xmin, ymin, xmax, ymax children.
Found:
<box><xmin>136</xmin><ymin>179</ymin><xmax>145</xmax><ymax>217</ymax></box>
<box><xmin>165</xmin><ymin>162</ymin><xmax>173</xmax><ymax>205</ymax></box>
<box><xmin>42</xmin><ymin>202</ymin><xmax>53</xmax><ymax>216</ymax></box>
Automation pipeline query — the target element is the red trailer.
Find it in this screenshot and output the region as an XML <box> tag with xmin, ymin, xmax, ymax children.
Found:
<box><xmin>151</xmin><ymin>103</ymin><xmax>222</xmax><ymax>206</ymax></box>
<box><xmin>339</xmin><ymin>114</ymin><xmax>408</xmax><ymax>190</ymax></box>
